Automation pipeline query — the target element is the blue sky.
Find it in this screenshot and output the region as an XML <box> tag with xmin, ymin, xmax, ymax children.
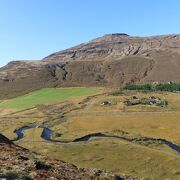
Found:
<box><xmin>0</xmin><ymin>0</ymin><xmax>180</xmax><ymax>67</ymax></box>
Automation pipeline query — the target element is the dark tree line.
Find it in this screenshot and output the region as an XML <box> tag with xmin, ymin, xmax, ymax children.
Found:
<box><xmin>123</xmin><ymin>83</ymin><xmax>180</xmax><ymax>92</ymax></box>
<box><xmin>155</xmin><ymin>83</ymin><xmax>180</xmax><ymax>91</ymax></box>
<box><xmin>123</xmin><ymin>84</ymin><xmax>152</xmax><ymax>91</ymax></box>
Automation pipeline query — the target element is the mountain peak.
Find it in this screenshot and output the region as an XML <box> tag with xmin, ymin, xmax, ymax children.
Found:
<box><xmin>107</xmin><ymin>33</ymin><xmax>129</xmax><ymax>36</ymax></box>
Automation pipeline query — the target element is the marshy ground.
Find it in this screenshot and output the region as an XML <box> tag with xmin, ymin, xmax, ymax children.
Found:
<box><xmin>0</xmin><ymin>88</ymin><xmax>180</xmax><ymax>179</ymax></box>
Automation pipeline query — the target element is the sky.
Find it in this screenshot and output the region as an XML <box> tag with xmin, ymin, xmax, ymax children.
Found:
<box><xmin>0</xmin><ymin>0</ymin><xmax>180</xmax><ymax>67</ymax></box>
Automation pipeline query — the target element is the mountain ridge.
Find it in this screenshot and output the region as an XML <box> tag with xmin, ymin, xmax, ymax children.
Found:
<box><xmin>0</xmin><ymin>33</ymin><xmax>180</xmax><ymax>98</ymax></box>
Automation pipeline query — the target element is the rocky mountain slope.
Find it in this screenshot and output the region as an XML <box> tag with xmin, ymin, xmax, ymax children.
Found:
<box><xmin>0</xmin><ymin>33</ymin><xmax>180</xmax><ymax>98</ymax></box>
<box><xmin>0</xmin><ymin>134</ymin><xmax>132</xmax><ymax>180</ymax></box>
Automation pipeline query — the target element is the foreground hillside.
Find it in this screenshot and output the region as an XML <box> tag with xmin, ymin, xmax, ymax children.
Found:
<box><xmin>0</xmin><ymin>134</ymin><xmax>130</xmax><ymax>179</ymax></box>
<box><xmin>0</xmin><ymin>135</ymin><xmax>91</xmax><ymax>179</ymax></box>
<box><xmin>0</xmin><ymin>33</ymin><xmax>180</xmax><ymax>98</ymax></box>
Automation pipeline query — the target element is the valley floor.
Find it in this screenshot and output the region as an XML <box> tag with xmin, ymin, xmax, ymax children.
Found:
<box><xmin>0</xmin><ymin>88</ymin><xmax>180</xmax><ymax>179</ymax></box>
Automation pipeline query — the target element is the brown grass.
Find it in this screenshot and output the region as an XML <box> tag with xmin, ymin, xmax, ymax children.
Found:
<box><xmin>1</xmin><ymin>90</ymin><xmax>180</xmax><ymax>179</ymax></box>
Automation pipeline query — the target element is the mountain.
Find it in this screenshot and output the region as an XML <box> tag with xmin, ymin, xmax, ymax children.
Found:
<box><xmin>0</xmin><ymin>33</ymin><xmax>180</xmax><ymax>98</ymax></box>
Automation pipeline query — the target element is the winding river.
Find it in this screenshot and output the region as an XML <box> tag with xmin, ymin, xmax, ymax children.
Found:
<box><xmin>14</xmin><ymin>126</ymin><xmax>180</xmax><ymax>153</ymax></box>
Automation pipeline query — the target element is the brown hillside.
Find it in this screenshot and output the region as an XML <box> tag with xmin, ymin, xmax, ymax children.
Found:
<box><xmin>0</xmin><ymin>33</ymin><xmax>180</xmax><ymax>98</ymax></box>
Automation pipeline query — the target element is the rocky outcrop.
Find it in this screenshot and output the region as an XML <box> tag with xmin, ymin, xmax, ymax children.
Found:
<box><xmin>0</xmin><ymin>134</ymin><xmax>14</xmax><ymax>145</ymax></box>
<box><xmin>0</xmin><ymin>33</ymin><xmax>180</xmax><ymax>98</ymax></box>
<box><xmin>43</xmin><ymin>33</ymin><xmax>180</xmax><ymax>63</ymax></box>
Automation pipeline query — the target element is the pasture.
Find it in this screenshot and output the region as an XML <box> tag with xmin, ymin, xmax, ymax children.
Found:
<box><xmin>0</xmin><ymin>87</ymin><xmax>99</xmax><ymax>109</ymax></box>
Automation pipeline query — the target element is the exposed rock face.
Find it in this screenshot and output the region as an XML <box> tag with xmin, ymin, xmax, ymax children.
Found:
<box><xmin>0</xmin><ymin>33</ymin><xmax>180</xmax><ymax>98</ymax></box>
<box><xmin>43</xmin><ymin>34</ymin><xmax>180</xmax><ymax>62</ymax></box>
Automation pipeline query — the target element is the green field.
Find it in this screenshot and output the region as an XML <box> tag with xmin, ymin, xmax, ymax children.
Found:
<box><xmin>0</xmin><ymin>87</ymin><xmax>99</xmax><ymax>109</ymax></box>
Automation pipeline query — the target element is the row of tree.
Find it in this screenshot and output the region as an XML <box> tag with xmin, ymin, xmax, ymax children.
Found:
<box><xmin>123</xmin><ymin>83</ymin><xmax>180</xmax><ymax>92</ymax></box>
<box><xmin>123</xmin><ymin>84</ymin><xmax>152</xmax><ymax>91</ymax></box>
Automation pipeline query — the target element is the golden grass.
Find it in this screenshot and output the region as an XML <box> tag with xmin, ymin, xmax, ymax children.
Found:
<box><xmin>63</xmin><ymin>112</ymin><xmax>180</xmax><ymax>142</ymax></box>
<box><xmin>1</xmin><ymin>90</ymin><xmax>180</xmax><ymax>179</ymax></box>
<box><xmin>0</xmin><ymin>117</ymin><xmax>44</xmax><ymax>140</ymax></box>
<box><xmin>17</xmin><ymin>137</ymin><xmax>180</xmax><ymax>180</ymax></box>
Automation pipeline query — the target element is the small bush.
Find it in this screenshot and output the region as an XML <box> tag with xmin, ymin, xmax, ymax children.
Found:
<box><xmin>110</xmin><ymin>90</ymin><xmax>123</xmax><ymax>96</ymax></box>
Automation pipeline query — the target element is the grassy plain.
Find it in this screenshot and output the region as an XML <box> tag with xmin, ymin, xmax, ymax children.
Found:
<box><xmin>17</xmin><ymin>131</ymin><xmax>180</xmax><ymax>180</ymax></box>
<box><xmin>0</xmin><ymin>88</ymin><xmax>180</xmax><ymax>179</ymax></box>
<box><xmin>0</xmin><ymin>87</ymin><xmax>99</xmax><ymax>109</ymax></box>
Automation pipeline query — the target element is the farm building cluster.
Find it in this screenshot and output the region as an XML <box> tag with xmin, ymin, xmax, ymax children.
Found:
<box><xmin>124</xmin><ymin>96</ymin><xmax>168</xmax><ymax>107</ymax></box>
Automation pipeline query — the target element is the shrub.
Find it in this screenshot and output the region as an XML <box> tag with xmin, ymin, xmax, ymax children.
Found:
<box><xmin>111</xmin><ymin>90</ymin><xmax>123</xmax><ymax>96</ymax></box>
